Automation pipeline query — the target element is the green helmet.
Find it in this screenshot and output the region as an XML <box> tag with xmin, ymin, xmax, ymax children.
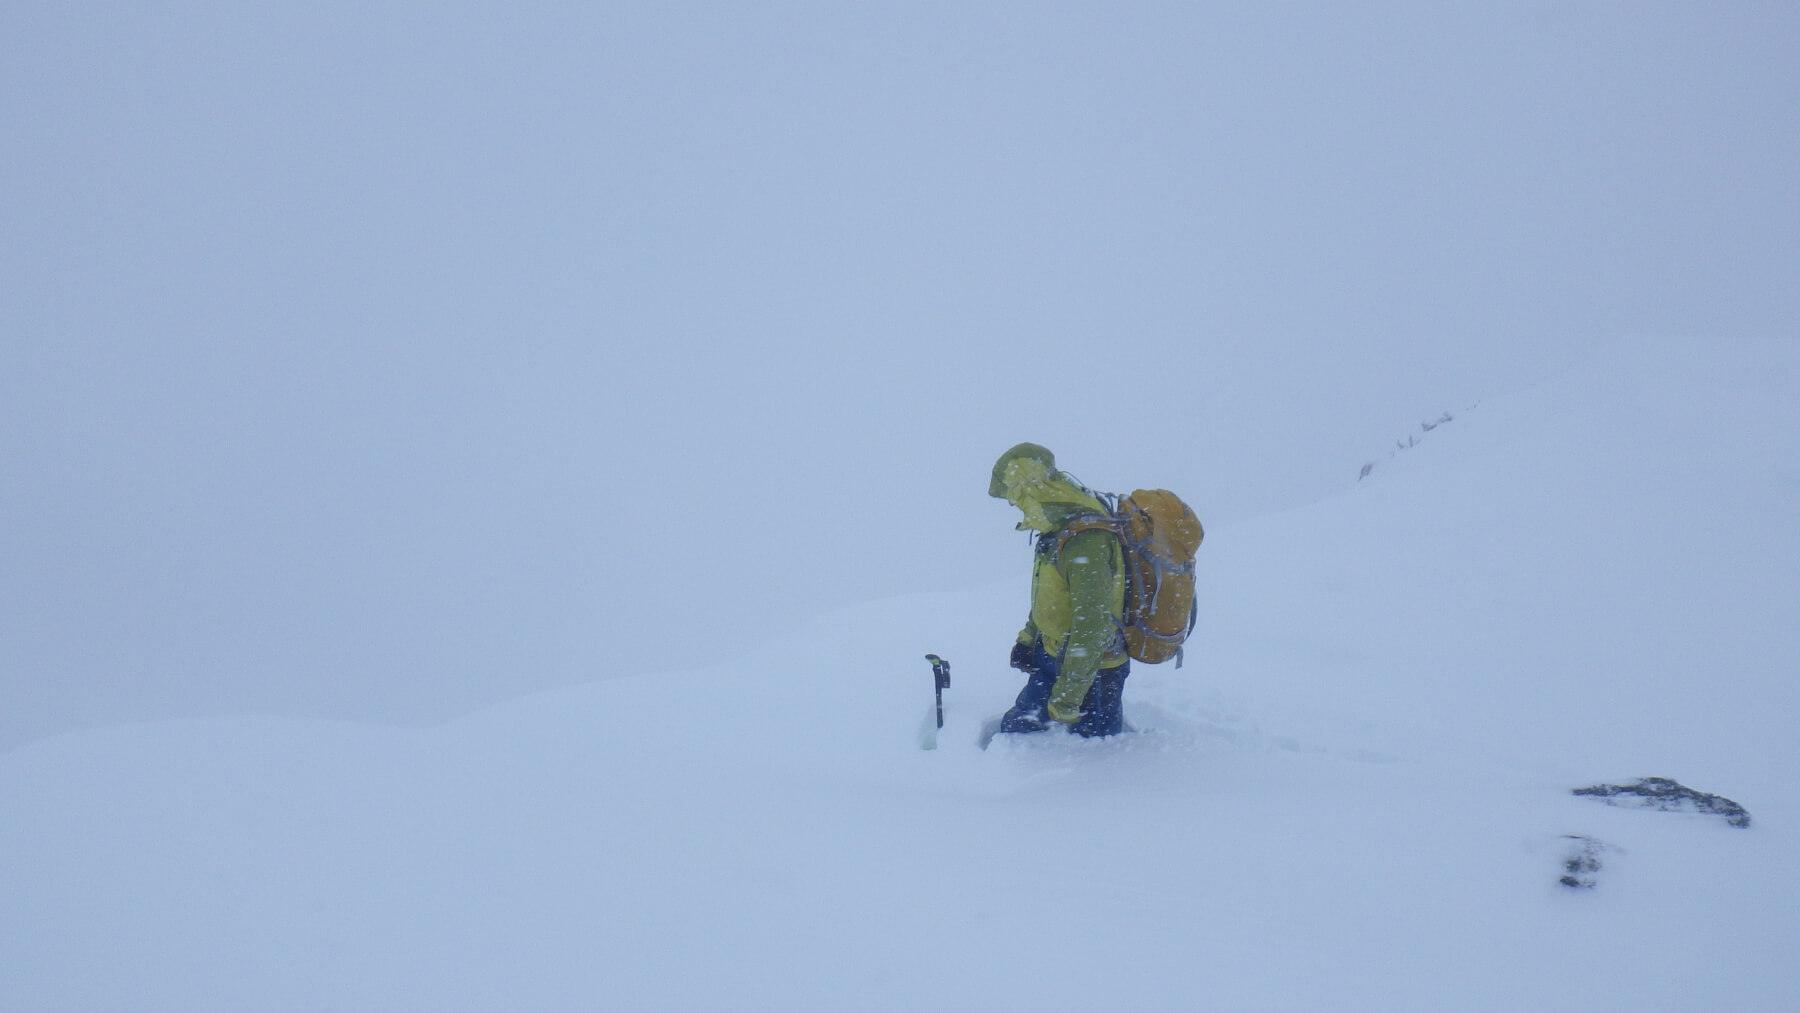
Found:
<box><xmin>988</xmin><ymin>442</ymin><xmax>1057</xmax><ymax>499</ymax></box>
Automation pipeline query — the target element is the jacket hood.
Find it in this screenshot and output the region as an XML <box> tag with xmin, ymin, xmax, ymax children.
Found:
<box><xmin>988</xmin><ymin>442</ymin><xmax>1057</xmax><ymax>499</ymax></box>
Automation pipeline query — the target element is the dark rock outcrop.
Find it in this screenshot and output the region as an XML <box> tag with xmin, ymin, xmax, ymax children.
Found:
<box><xmin>1559</xmin><ymin>835</ymin><xmax>1610</xmax><ymax>889</ymax></box>
<box><xmin>1573</xmin><ymin>777</ymin><xmax>1751</xmax><ymax>829</ymax></box>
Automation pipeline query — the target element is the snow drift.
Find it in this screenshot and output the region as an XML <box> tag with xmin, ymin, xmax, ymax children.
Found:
<box><xmin>5</xmin><ymin>335</ymin><xmax>1796</xmax><ymax>1011</ymax></box>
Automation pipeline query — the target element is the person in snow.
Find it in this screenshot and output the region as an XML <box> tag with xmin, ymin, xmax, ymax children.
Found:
<box><xmin>990</xmin><ymin>442</ymin><xmax>1131</xmax><ymax>738</ymax></box>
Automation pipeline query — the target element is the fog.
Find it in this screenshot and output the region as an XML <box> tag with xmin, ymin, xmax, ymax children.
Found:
<box><xmin>5</xmin><ymin>3</ymin><xmax>1796</xmax><ymax>750</ymax></box>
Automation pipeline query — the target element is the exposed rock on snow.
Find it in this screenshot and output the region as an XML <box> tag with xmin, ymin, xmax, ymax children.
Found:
<box><xmin>1573</xmin><ymin>778</ymin><xmax>1751</xmax><ymax>829</ymax></box>
<box><xmin>1559</xmin><ymin>835</ymin><xmax>1613</xmax><ymax>890</ymax></box>
<box><xmin>1357</xmin><ymin>406</ymin><xmax>1474</xmax><ymax>480</ymax></box>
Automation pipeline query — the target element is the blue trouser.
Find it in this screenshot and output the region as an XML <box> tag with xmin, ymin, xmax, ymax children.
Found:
<box><xmin>999</xmin><ymin>642</ymin><xmax>1130</xmax><ymax>738</ymax></box>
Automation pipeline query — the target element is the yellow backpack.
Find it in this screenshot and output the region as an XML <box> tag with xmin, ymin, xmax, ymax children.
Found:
<box><xmin>1055</xmin><ymin>489</ymin><xmax>1205</xmax><ymax>666</ymax></box>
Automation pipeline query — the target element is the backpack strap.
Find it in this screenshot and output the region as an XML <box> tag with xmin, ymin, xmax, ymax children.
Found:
<box><xmin>1048</xmin><ymin>512</ymin><xmax>1122</xmax><ymax>560</ymax></box>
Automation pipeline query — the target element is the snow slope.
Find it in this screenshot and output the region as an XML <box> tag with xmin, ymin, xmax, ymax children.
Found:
<box><xmin>5</xmin><ymin>336</ymin><xmax>1796</xmax><ymax>1011</ymax></box>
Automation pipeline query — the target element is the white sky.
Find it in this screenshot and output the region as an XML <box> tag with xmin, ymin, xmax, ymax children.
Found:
<box><xmin>4</xmin><ymin>3</ymin><xmax>1797</xmax><ymax>748</ymax></box>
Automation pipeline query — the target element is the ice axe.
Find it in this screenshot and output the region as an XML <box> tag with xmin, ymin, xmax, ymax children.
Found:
<box><xmin>919</xmin><ymin>654</ymin><xmax>951</xmax><ymax>749</ymax></box>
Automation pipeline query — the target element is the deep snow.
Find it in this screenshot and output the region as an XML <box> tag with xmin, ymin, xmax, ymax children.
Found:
<box><xmin>4</xmin><ymin>335</ymin><xmax>1797</xmax><ymax>1011</ymax></box>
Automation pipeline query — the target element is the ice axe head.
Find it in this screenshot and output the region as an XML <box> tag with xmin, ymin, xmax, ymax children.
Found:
<box><xmin>925</xmin><ymin>654</ymin><xmax>950</xmax><ymax>690</ymax></box>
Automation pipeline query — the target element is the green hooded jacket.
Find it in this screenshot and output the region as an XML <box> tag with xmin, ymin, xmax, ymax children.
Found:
<box><xmin>1011</xmin><ymin>479</ymin><xmax>1128</xmax><ymax>723</ymax></box>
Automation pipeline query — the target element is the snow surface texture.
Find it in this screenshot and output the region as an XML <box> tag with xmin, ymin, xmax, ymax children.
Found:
<box><xmin>5</xmin><ymin>336</ymin><xmax>1796</xmax><ymax>1010</ymax></box>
